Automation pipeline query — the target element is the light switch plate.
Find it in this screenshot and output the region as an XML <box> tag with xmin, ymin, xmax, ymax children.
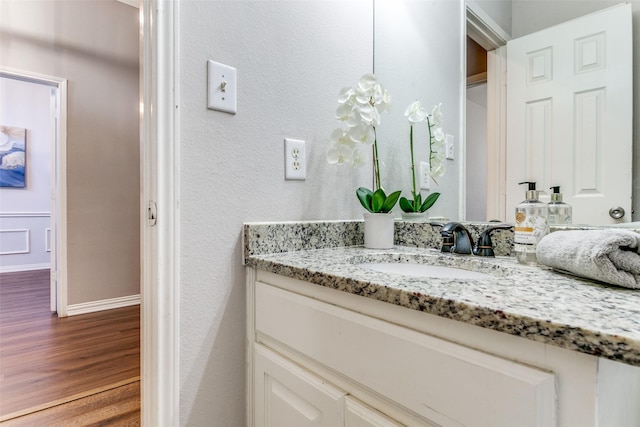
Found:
<box><xmin>445</xmin><ymin>134</ymin><xmax>454</xmax><ymax>160</ymax></box>
<box><xmin>207</xmin><ymin>60</ymin><xmax>237</xmax><ymax>114</ymax></box>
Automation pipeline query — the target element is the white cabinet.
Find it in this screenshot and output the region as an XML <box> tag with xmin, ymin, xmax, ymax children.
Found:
<box><xmin>345</xmin><ymin>397</ymin><xmax>405</xmax><ymax>427</ymax></box>
<box><xmin>254</xmin><ymin>345</ymin><xmax>346</xmax><ymax>427</ymax></box>
<box><xmin>254</xmin><ymin>344</ymin><xmax>407</xmax><ymax>427</ymax></box>
<box><xmin>247</xmin><ymin>269</ymin><xmax>640</xmax><ymax>427</ymax></box>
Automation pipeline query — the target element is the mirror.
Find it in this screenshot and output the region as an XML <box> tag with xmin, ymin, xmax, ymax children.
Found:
<box><xmin>374</xmin><ymin>0</ymin><xmax>465</xmax><ymax>222</ymax></box>
<box><xmin>374</xmin><ymin>0</ymin><xmax>639</xmax><ymax>225</ymax></box>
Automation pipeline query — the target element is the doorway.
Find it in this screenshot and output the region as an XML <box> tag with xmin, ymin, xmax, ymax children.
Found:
<box><xmin>0</xmin><ymin>70</ymin><xmax>66</xmax><ymax>314</ymax></box>
<box><xmin>465</xmin><ymin>36</ymin><xmax>488</xmax><ymax>221</ymax></box>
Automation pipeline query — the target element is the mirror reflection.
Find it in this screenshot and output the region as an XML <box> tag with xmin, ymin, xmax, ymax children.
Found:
<box><xmin>374</xmin><ymin>0</ymin><xmax>639</xmax><ymax>226</ymax></box>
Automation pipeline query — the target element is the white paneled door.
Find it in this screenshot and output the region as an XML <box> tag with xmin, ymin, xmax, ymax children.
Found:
<box><xmin>505</xmin><ymin>3</ymin><xmax>632</xmax><ymax>225</ymax></box>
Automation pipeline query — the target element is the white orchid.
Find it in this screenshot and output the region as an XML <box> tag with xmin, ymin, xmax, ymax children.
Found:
<box><xmin>327</xmin><ymin>129</ymin><xmax>355</xmax><ymax>165</ymax></box>
<box><xmin>327</xmin><ymin>74</ymin><xmax>401</xmax><ymax>212</ymax></box>
<box><xmin>327</xmin><ymin>74</ymin><xmax>390</xmax><ymax>178</ymax></box>
<box><xmin>399</xmin><ymin>101</ymin><xmax>446</xmax><ymax>214</ymax></box>
<box><xmin>430</xmin><ymin>103</ymin><xmax>443</xmax><ymax>127</ymax></box>
<box><xmin>404</xmin><ymin>100</ymin><xmax>428</xmax><ymax>123</ymax></box>
<box><xmin>426</xmin><ymin>106</ymin><xmax>446</xmax><ymax>181</ymax></box>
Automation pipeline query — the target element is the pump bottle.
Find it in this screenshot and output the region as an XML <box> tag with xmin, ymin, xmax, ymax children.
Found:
<box><xmin>547</xmin><ymin>186</ymin><xmax>572</xmax><ymax>225</ymax></box>
<box><xmin>514</xmin><ymin>181</ymin><xmax>549</xmax><ymax>265</ymax></box>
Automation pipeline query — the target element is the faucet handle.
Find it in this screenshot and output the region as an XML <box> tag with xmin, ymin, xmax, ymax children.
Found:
<box><xmin>429</xmin><ymin>222</ymin><xmax>454</xmax><ymax>252</ymax></box>
<box><xmin>473</xmin><ymin>224</ymin><xmax>513</xmax><ymax>257</ymax></box>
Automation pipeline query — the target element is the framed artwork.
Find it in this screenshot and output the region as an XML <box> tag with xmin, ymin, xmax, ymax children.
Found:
<box><xmin>0</xmin><ymin>126</ymin><xmax>27</xmax><ymax>188</ymax></box>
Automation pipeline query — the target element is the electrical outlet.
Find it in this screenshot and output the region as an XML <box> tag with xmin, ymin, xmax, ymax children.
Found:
<box><xmin>419</xmin><ymin>161</ymin><xmax>430</xmax><ymax>190</ymax></box>
<box><xmin>284</xmin><ymin>138</ymin><xmax>306</xmax><ymax>180</ymax></box>
<box><xmin>445</xmin><ymin>134</ymin><xmax>454</xmax><ymax>160</ymax></box>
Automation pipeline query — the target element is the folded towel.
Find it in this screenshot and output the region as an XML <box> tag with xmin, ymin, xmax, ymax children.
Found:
<box><xmin>536</xmin><ymin>229</ymin><xmax>640</xmax><ymax>289</ymax></box>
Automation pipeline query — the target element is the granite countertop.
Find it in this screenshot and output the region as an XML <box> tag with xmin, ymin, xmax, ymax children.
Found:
<box><xmin>244</xmin><ymin>222</ymin><xmax>640</xmax><ymax>367</ymax></box>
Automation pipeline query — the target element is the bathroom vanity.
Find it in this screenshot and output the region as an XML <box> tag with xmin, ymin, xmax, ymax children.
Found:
<box><xmin>244</xmin><ymin>221</ymin><xmax>640</xmax><ymax>427</ymax></box>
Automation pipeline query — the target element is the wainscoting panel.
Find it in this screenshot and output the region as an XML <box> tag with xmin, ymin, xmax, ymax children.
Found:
<box><xmin>0</xmin><ymin>229</ymin><xmax>30</xmax><ymax>255</ymax></box>
<box><xmin>0</xmin><ymin>213</ymin><xmax>51</xmax><ymax>272</ymax></box>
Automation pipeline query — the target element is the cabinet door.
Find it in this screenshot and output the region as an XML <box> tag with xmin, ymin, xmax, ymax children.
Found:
<box><xmin>254</xmin><ymin>345</ymin><xmax>346</xmax><ymax>427</ymax></box>
<box><xmin>345</xmin><ymin>396</ymin><xmax>406</xmax><ymax>427</ymax></box>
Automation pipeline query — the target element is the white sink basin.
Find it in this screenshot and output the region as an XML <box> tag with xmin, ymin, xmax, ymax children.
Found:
<box><xmin>358</xmin><ymin>262</ymin><xmax>492</xmax><ymax>280</ymax></box>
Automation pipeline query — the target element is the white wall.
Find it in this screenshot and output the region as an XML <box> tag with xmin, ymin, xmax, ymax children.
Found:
<box><xmin>179</xmin><ymin>1</ymin><xmax>372</xmax><ymax>424</ymax></box>
<box><xmin>0</xmin><ymin>77</ymin><xmax>52</xmax><ymax>272</ymax></box>
<box><xmin>475</xmin><ymin>0</ymin><xmax>513</xmax><ymax>35</ymax></box>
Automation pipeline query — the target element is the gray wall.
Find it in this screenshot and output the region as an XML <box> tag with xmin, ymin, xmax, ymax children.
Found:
<box><xmin>0</xmin><ymin>0</ymin><xmax>140</xmax><ymax>304</ymax></box>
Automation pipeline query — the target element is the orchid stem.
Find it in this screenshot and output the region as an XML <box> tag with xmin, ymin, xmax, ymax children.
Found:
<box><xmin>427</xmin><ymin>116</ymin><xmax>434</xmax><ymax>172</ymax></box>
<box><xmin>373</xmin><ymin>126</ymin><xmax>381</xmax><ymax>191</ymax></box>
<box><xmin>409</xmin><ymin>125</ymin><xmax>416</xmax><ymax>199</ymax></box>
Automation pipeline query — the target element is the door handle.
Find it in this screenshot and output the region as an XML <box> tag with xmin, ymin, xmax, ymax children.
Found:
<box><xmin>609</xmin><ymin>206</ymin><xmax>625</xmax><ymax>219</ymax></box>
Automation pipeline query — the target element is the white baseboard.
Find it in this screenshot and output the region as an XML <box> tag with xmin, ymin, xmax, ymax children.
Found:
<box><xmin>0</xmin><ymin>263</ymin><xmax>50</xmax><ymax>273</ymax></box>
<box><xmin>66</xmin><ymin>294</ymin><xmax>140</xmax><ymax>316</ymax></box>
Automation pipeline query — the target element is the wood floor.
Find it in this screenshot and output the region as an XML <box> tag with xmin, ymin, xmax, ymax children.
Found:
<box><xmin>0</xmin><ymin>270</ymin><xmax>140</xmax><ymax>423</ymax></box>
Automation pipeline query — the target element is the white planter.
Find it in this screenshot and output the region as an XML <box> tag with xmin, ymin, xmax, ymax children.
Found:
<box><xmin>401</xmin><ymin>211</ymin><xmax>428</xmax><ymax>222</ymax></box>
<box><xmin>363</xmin><ymin>212</ymin><xmax>395</xmax><ymax>249</ymax></box>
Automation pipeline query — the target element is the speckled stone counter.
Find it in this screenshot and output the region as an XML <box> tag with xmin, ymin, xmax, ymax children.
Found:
<box><xmin>243</xmin><ymin>221</ymin><xmax>640</xmax><ymax>367</ymax></box>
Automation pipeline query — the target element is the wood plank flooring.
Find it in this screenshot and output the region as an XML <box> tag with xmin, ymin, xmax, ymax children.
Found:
<box><xmin>0</xmin><ymin>270</ymin><xmax>140</xmax><ymax>422</ymax></box>
<box><xmin>1</xmin><ymin>382</ymin><xmax>140</xmax><ymax>426</ymax></box>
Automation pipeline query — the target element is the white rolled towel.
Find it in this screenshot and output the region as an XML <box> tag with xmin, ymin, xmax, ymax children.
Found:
<box><xmin>536</xmin><ymin>229</ymin><xmax>640</xmax><ymax>289</ymax></box>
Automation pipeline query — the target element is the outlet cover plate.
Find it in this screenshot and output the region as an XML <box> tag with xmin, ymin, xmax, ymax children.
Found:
<box><xmin>284</xmin><ymin>138</ymin><xmax>306</xmax><ymax>180</ymax></box>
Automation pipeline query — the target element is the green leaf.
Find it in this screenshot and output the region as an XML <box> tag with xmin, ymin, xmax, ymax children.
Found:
<box><xmin>381</xmin><ymin>190</ymin><xmax>401</xmax><ymax>213</ymax></box>
<box><xmin>399</xmin><ymin>196</ymin><xmax>415</xmax><ymax>213</ymax></box>
<box><xmin>414</xmin><ymin>193</ymin><xmax>422</xmax><ymax>210</ymax></box>
<box><xmin>356</xmin><ymin>187</ymin><xmax>373</xmax><ymax>212</ymax></box>
<box><xmin>371</xmin><ymin>188</ymin><xmax>386</xmax><ymax>213</ymax></box>
<box><xmin>419</xmin><ymin>192</ymin><xmax>441</xmax><ymax>212</ymax></box>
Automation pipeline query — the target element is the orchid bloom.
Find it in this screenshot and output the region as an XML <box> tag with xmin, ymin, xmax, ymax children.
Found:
<box><xmin>404</xmin><ymin>100</ymin><xmax>428</xmax><ymax>123</ymax></box>
<box><xmin>426</xmin><ymin>106</ymin><xmax>447</xmax><ymax>180</ymax></box>
<box><xmin>326</xmin><ymin>74</ymin><xmax>390</xmax><ymax>177</ymax></box>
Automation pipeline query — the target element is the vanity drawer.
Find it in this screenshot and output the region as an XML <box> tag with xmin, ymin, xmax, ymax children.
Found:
<box><xmin>254</xmin><ymin>280</ymin><xmax>556</xmax><ymax>427</ymax></box>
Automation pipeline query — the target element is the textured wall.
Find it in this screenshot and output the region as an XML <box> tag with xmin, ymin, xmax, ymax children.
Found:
<box><xmin>0</xmin><ymin>0</ymin><xmax>140</xmax><ymax>303</ymax></box>
<box><xmin>179</xmin><ymin>1</ymin><xmax>373</xmax><ymax>424</ymax></box>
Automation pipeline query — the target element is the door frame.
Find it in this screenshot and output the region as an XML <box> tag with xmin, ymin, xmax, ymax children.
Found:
<box><xmin>0</xmin><ymin>67</ymin><xmax>68</xmax><ymax>316</ymax></box>
<box><xmin>141</xmin><ymin>0</ymin><xmax>180</xmax><ymax>425</ymax></box>
<box><xmin>466</xmin><ymin>0</ymin><xmax>510</xmax><ymax>221</ymax></box>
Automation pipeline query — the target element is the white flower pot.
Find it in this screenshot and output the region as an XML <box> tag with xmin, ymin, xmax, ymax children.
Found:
<box><xmin>401</xmin><ymin>211</ymin><xmax>428</xmax><ymax>222</ymax></box>
<box><xmin>363</xmin><ymin>212</ymin><xmax>395</xmax><ymax>249</ymax></box>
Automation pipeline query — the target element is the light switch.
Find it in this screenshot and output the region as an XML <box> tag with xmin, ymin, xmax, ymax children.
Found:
<box><xmin>445</xmin><ymin>134</ymin><xmax>454</xmax><ymax>160</ymax></box>
<box><xmin>207</xmin><ymin>60</ymin><xmax>237</xmax><ymax>114</ymax></box>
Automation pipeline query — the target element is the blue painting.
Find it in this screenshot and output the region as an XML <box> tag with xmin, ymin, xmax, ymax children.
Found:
<box><xmin>0</xmin><ymin>126</ymin><xmax>26</xmax><ymax>188</ymax></box>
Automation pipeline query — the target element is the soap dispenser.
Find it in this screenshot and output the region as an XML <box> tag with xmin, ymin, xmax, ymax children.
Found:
<box><xmin>514</xmin><ymin>181</ymin><xmax>549</xmax><ymax>265</ymax></box>
<box><xmin>548</xmin><ymin>186</ymin><xmax>572</xmax><ymax>225</ymax></box>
